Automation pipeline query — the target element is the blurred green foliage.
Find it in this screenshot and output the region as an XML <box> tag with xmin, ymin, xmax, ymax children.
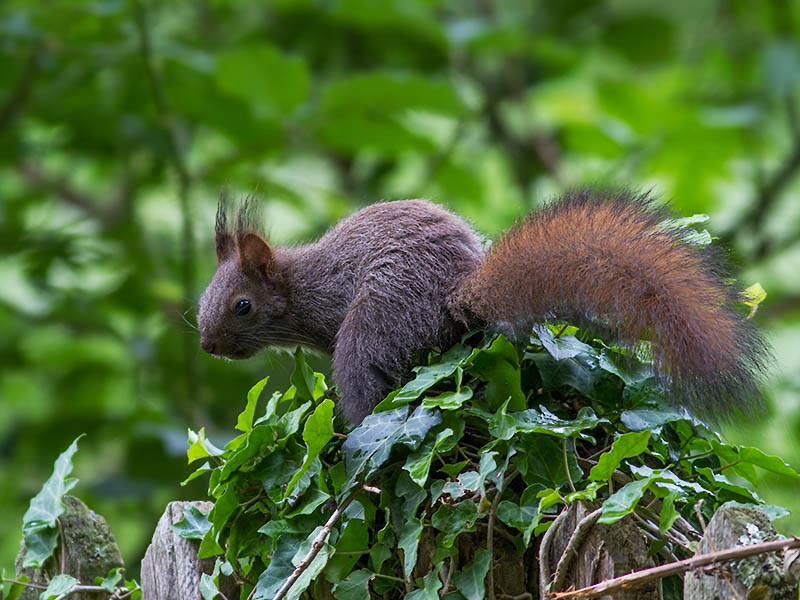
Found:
<box><xmin>1</xmin><ymin>0</ymin><xmax>799</xmax><ymax>575</ymax></box>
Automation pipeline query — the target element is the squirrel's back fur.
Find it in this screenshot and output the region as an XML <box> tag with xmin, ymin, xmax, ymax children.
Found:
<box><xmin>198</xmin><ymin>188</ymin><xmax>770</xmax><ymax>424</ymax></box>
<box><xmin>454</xmin><ymin>188</ymin><xmax>769</xmax><ymax>417</ymax></box>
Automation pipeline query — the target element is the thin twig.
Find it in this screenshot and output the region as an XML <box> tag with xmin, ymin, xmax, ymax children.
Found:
<box><xmin>549</xmin><ymin>508</ymin><xmax>602</xmax><ymax>593</ymax></box>
<box><xmin>272</xmin><ymin>485</ymin><xmax>364</xmax><ymax>600</ymax></box>
<box><xmin>440</xmin><ymin>555</ymin><xmax>456</xmax><ymax>597</ymax></box>
<box><xmin>1</xmin><ymin>578</ymin><xmax>48</xmax><ymax>590</ymax></box>
<box><xmin>548</xmin><ymin>536</ymin><xmax>800</xmax><ymax>599</ymax></box>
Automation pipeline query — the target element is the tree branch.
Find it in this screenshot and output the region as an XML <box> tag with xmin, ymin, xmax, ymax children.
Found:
<box><xmin>548</xmin><ymin>536</ymin><xmax>800</xmax><ymax>599</ymax></box>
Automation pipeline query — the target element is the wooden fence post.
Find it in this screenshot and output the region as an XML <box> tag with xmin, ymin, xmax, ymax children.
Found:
<box><xmin>141</xmin><ymin>501</ymin><xmax>239</xmax><ymax>600</ymax></box>
<box><xmin>684</xmin><ymin>504</ymin><xmax>799</xmax><ymax>599</ymax></box>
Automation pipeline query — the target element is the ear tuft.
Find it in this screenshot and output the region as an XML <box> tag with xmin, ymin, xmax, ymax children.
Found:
<box><xmin>215</xmin><ymin>195</ymin><xmax>234</xmax><ymax>262</ymax></box>
<box><xmin>237</xmin><ymin>232</ymin><xmax>274</xmax><ymax>275</ymax></box>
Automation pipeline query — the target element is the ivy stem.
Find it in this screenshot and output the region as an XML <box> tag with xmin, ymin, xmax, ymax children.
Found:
<box><xmin>372</xmin><ymin>573</ymin><xmax>406</xmax><ymax>584</ymax></box>
<box><xmin>563</xmin><ymin>439</ymin><xmax>576</xmax><ymax>493</ymax></box>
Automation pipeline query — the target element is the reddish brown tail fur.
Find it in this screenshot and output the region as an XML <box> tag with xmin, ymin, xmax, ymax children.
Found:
<box><xmin>454</xmin><ymin>188</ymin><xmax>770</xmax><ymax>418</ymax></box>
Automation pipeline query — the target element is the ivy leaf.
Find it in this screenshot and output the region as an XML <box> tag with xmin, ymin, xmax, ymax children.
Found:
<box><xmin>286</xmin><ymin>527</ymin><xmax>333</xmax><ymax>600</ymax></box>
<box><xmin>96</xmin><ymin>567</ymin><xmax>123</xmax><ymax>593</ymax></box>
<box><xmin>39</xmin><ymin>575</ymin><xmax>80</xmax><ymax>600</ymax></box>
<box><xmin>172</xmin><ymin>504</ymin><xmax>212</xmax><ymax>540</ymax></box>
<box><xmin>738</xmin><ymin>446</ymin><xmax>800</xmax><ymax>478</ymax></box>
<box><xmin>187</xmin><ymin>427</ymin><xmax>225</xmax><ymax>464</ymax></box>
<box><xmin>200</xmin><ymin>572</ymin><xmax>219</xmax><ymax>600</ymax></box>
<box><xmin>422</xmin><ymin>387</ymin><xmax>473</xmax><ymax>410</ymax></box>
<box><xmin>452</xmin><ymin>549</ymin><xmax>491</xmax><ymax>600</ymax></box>
<box><xmin>514</xmin><ymin>406</ymin><xmax>603</xmax><ymax>440</ymax></box>
<box><xmin>403</xmin><ymin>428</ymin><xmax>454</xmax><ymax>487</ymax></box>
<box><xmin>22</xmin><ymin>435</ymin><xmax>83</xmax><ymax>568</ymax></box>
<box><xmin>333</xmin><ymin>570</ymin><xmax>374</xmax><ymax>600</ymax></box>
<box><xmin>375</xmin><ymin>344</ymin><xmax>472</xmax><ymax>411</ymax></box>
<box><xmin>397</xmin><ymin>517</ymin><xmax>424</xmax><ymax>579</ymax></box>
<box><xmin>489</xmin><ymin>399</ymin><xmax>516</xmax><ymax>440</ymax></box>
<box><xmin>599</xmin><ymin>478</ymin><xmax>651</xmax><ymax>524</ymax></box>
<box><xmin>236</xmin><ymin>377</ymin><xmax>269</xmax><ymax>433</ymax></box>
<box><xmin>431</xmin><ymin>501</ymin><xmax>479</xmax><ymax>547</ymax></box>
<box><xmin>533</xmin><ymin>324</ymin><xmax>596</xmax><ymax>360</ymax></box>
<box><xmin>325</xmin><ymin>519</ymin><xmax>369</xmax><ymax>583</ymax></box>
<box><xmin>590</xmin><ymin>430</ymin><xmax>651</xmax><ymax>481</ymax></box>
<box><xmin>405</xmin><ymin>566</ymin><xmax>443</xmax><ymax>600</ymax></box>
<box><xmin>497</xmin><ymin>485</ymin><xmax>541</xmax><ymax>545</ymax></box>
<box><xmin>342</xmin><ymin>406</ymin><xmax>441</xmax><ymax>491</ymax></box>
<box><xmin>289</xmin><ymin>347</ymin><xmax>326</xmax><ymax>402</ymax></box>
<box><xmin>286</xmin><ymin>399</ymin><xmax>335</xmax><ymax>496</ymax></box>
<box><xmin>659</xmin><ymin>492</ymin><xmax>679</xmax><ymax>533</ymax></box>
<box><xmin>252</xmin><ymin>537</ymin><xmax>303</xmax><ymax>600</ymax></box>
<box><xmin>468</xmin><ymin>335</ymin><xmax>525</xmax><ymax>411</ymax></box>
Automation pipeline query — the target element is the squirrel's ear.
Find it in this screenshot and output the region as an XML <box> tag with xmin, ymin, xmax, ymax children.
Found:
<box><xmin>237</xmin><ymin>232</ymin><xmax>274</xmax><ymax>275</ymax></box>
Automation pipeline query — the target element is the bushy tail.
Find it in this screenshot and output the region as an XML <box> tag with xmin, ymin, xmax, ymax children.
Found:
<box><xmin>454</xmin><ymin>188</ymin><xmax>770</xmax><ymax>417</ymax></box>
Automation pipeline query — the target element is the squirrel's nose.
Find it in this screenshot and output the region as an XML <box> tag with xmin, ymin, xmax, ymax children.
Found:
<box><xmin>200</xmin><ymin>337</ymin><xmax>216</xmax><ymax>354</ymax></box>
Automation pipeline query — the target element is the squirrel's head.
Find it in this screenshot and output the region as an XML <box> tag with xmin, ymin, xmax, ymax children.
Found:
<box><xmin>197</xmin><ymin>197</ymin><xmax>289</xmax><ymax>359</ymax></box>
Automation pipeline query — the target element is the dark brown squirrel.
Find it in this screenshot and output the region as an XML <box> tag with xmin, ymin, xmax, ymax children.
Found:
<box><xmin>197</xmin><ymin>188</ymin><xmax>770</xmax><ymax>425</ymax></box>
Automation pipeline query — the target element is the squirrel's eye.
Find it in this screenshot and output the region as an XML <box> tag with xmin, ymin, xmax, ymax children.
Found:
<box><xmin>235</xmin><ymin>299</ymin><xmax>251</xmax><ymax>316</ymax></box>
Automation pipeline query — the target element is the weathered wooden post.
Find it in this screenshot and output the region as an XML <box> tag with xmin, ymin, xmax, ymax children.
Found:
<box><xmin>141</xmin><ymin>501</ymin><xmax>239</xmax><ymax>600</ymax></box>
<box><xmin>684</xmin><ymin>504</ymin><xmax>799</xmax><ymax>599</ymax></box>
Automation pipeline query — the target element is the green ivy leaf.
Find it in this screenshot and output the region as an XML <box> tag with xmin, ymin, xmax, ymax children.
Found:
<box><xmin>514</xmin><ymin>406</ymin><xmax>603</xmax><ymax>440</ymax></box>
<box><xmin>397</xmin><ymin>517</ymin><xmax>424</xmax><ymax>579</ymax></box>
<box><xmin>333</xmin><ymin>570</ymin><xmax>373</xmax><ymax>600</ymax></box>
<box><xmin>468</xmin><ymin>335</ymin><xmax>525</xmax><ymax>411</ymax></box>
<box><xmin>342</xmin><ymin>406</ymin><xmax>441</xmax><ymax>491</ymax></box>
<box><xmin>405</xmin><ymin>566</ymin><xmax>442</xmax><ymax>600</ymax></box>
<box><xmin>172</xmin><ymin>505</ymin><xmax>212</xmax><ymax>540</ymax></box>
<box><xmin>96</xmin><ymin>567</ymin><xmax>123</xmax><ymax>593</ymax></box>
<box><xmin>286</xmin><ymin>399</ymin><xmax>335</xmax><ymax>496</ymax></box>
<box><xmin>599</xmin><ymin>478</ymin><xmax>651</xmax><ymax>524</ymax></box>
<box><xmin>187</xmin><ymin>428</ymin><xmax>225</xmax><ymax>464</ymax></box>
<box><xmin>403</xmin><ymin>428</ymin><xmax>454</xmax><ymax>487</ymax></box>
<box><xmin>497</xmin><ymin>485</ymin><xmax>541</xmax><ymax>545</ymax></box>
<box><xmin>589</xmin><ymin>430</ymin><xmax>651</xmax><ymax>481</ymax></box>
<box><xmin>738</xmin><ymin>446</ymin><xmax>800</xmax><ymax>478</ymax></box>
<box><xmin>236</xmin><ymin>377</ymin><xmax>269</xmax><ymax>433</ymax></box>
<box><xmin>452</xmin><ymin>549</ymin><xmax>491</xmax><ymax>600</ymax></box>
<box><xmin>659</xmin><ymin>492</ymin><xmax>679</xmax><ymax>533</ymax></box>
<box><xmin>22</xmin><ymin>435</ymin><xmax>84</xmax><ymax>568</ymax></box>
<box><xmin>422</xmin><ymin>387</ymin><xmax>473</xmax><ymax>410</ymax></box>
<box><xmin>375</xmin><ymin>345</ymin><xmax>472</xmax><ymax>411</ymax></box>
<box><xmin>253</xmin><ymin>537</ymin><xmax>302</xmax><ymax>600</ymax></box>
<box><xmin>39</xmin><ymin>575</ymin><xmax>80</xmax><ymax>600</ymax></box>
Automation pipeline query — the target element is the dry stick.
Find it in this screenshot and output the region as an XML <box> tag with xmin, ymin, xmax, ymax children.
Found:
<box><xmin>549</xmin><ymin>508</ymin><xmax>603</xmax><ymax>593</ymax></box>
<box><xmin>272</xmin><ymin>486</ymin><xmax>364</xmax><ymax>600</ymax></box>
<box><xmin>548</xmin><ymin>536</ymin><xmax>800</xmax><ymax>599</ymax></box>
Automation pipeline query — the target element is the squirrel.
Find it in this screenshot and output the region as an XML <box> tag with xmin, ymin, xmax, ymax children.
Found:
<box><xmin>197</xmin><ymin>188</ymin><xmax>769</xmax><ymax>425</ymax></box>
